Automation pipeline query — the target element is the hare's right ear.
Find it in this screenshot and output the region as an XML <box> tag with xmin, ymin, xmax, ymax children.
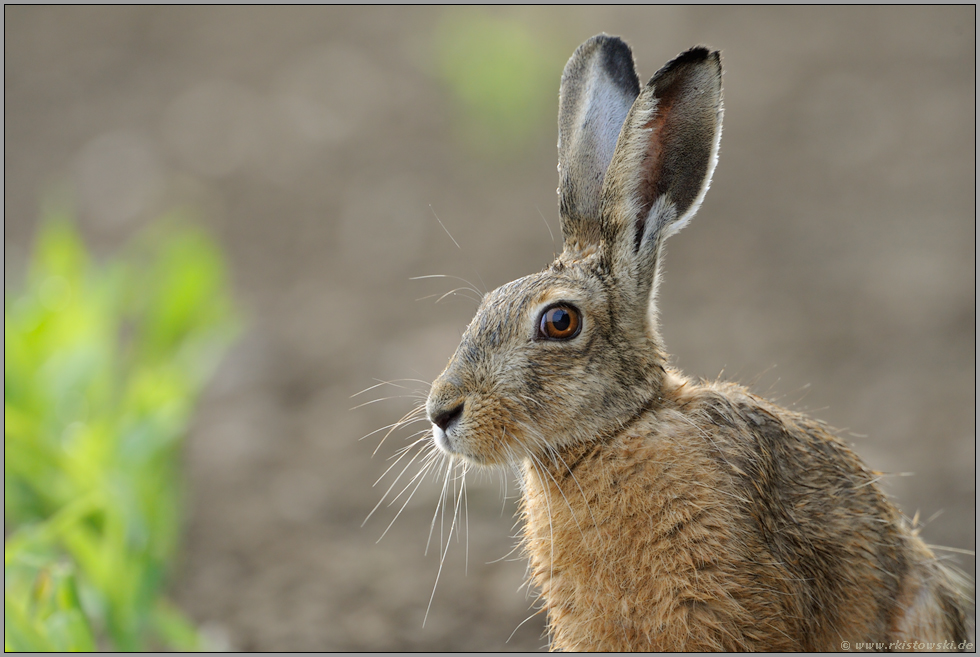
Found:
<box><xmin>557</xmin><ymin>35</ymin><xmax>640</xmax><ymax>249</ymax></box>
<box><xmin>600</xmin><ymin>47</ymin><xmax>723</xmax><ymax>310</ymax></box>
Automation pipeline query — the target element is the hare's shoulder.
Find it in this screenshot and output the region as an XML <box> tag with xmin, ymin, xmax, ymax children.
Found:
<box><xmin>661</xmin><ymin>370</ymin><xmax>881</xmax><ymax>487</ymax></box>
<box><xmin>658</xmin><ymin>371</ymin><xmax>927</xmax><ymax>642</ymax></box>
<box><xmin>660</xmin><ymin>371</ymin><xmax>905</xmax><ymax>538</ymax></box>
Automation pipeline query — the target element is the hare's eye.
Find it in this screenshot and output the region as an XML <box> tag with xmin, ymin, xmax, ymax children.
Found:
<box><xmin>538</xmin><ymin>305</ymin><xmax>581</xmax><ymax>340</ymax></box>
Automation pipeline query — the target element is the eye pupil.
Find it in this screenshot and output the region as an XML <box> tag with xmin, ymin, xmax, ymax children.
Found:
<box><xmin>551</xmin><ymin>308</ymin><xmax>571</xmax><ymax>331</ymax></box>
<box><xmin>539</xmin><ymin>304</ymin><xmax>581</xmax><ymax>340</ymax></box>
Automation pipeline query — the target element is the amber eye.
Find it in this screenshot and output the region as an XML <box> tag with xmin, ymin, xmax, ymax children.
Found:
<box><xmin>538</xmin><ymin>304</ymin><xmax>581</xmax><ymax>340</ymax></box>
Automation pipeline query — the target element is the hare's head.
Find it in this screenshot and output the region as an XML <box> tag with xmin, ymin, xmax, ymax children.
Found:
<box><xmin>427</xmin><ymin>36</ymin><xmax>723</xmax><ymax>466</ymax></box>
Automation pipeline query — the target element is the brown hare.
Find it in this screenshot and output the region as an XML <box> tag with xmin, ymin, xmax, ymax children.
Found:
<box><xmin>424</xmin><ymin>35</ymin><xmax>973</xmax><ymax>651</ymax></box>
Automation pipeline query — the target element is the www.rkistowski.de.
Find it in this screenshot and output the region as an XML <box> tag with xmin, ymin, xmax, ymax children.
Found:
<box><xmin>845</xmin><ymin>640</ymin><xmax>973</xmax><ymax>651</ymax></box>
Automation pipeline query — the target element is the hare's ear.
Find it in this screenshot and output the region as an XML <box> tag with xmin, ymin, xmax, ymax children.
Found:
<box><xmin>601</xmin><ymin>47</ymin><xmax>723</xmax><ymax>292</ymax></box>
<box><xmin>557</xmin><ymin>35</ymin><xmax>640</xmax><ymax>248</ymax></box>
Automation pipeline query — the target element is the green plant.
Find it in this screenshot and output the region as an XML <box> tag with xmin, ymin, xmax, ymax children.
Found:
<box><xmin>433</xmin><ymin>10</ymin><xmax>568</xmax><ymax>158</ymax></box>
<box><xmin>5</xmin><ymin>206</ymin><xmax>239</xmax><ymax>651</ymax></box>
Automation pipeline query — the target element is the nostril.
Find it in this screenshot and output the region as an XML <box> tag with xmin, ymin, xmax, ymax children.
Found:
<box><xmin>432</xmin><ymin>402</ymin><xmax>464</xmax><ymax>432</ymax></box>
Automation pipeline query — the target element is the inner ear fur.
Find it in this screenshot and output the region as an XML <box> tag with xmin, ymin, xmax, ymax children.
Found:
<box><xmin>603</xmin><ymin>47</ymin><xmax>723</xmax><ymax>255</ymax></box>
<box><xmin>556</xmin><ymin>35</ymin><xmax>641</xmax><ymax>250</ymax></box>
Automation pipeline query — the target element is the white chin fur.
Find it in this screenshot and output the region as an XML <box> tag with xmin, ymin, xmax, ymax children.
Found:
<box><xmin>432</xmin><ymin>424</ymin><xmax>453</xmax><ymax>454</ymax></box>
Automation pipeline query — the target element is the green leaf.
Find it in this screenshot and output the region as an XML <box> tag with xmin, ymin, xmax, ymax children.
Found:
<box><xmin>152</xmin><ymin>599</ymin><xmax>207</xmax><ymax>651</ymax></box>
<box><xmin>5</xmin><ymin>207</ymin><xmax>239</xmax><ymax>651</ymax></box>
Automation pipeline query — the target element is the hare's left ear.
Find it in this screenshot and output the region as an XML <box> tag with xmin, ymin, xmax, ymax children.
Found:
<box><xmin>601</xmin><ymin>47</ymin><xmax>723</xmax><ymax>295</ymax></box>
<box><xmin>557</xmin><ymin>35</ymin><xmax>641</xmax><ymax>249</ymax></box>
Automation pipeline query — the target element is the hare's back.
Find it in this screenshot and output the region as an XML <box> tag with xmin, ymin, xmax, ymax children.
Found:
<box><xmin>663</xmin><ymin>373</ymin><xmax>971</xmax><ymax>647</ymax></box>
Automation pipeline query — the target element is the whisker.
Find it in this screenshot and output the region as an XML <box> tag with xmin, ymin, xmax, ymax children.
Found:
<box><xmin>925</xmin><ymin>544</ymin><xmax>975</xmax><ymax>556</ymax></box>
<box><xmin>373</xmin><ymin>406</ymin><xmax>429</xmax><ymax>456</ymax></box>
<box><xmin>409</xmin><ymin>273</ymin><xmax>482</xmax><ymax>298</ymax></box>
<box><xmin>435</xmin><ymin>287</ymin><xmax>482</xmax><ymax>305</ymax></box>
<box><xmin>535</xmin><ymin>204</ymin><xmax>556</xmax><ymax>251</ymax></box>
<box><xmin>349</xmin><ymin>394</ymin><xmax>420</xmax><ymax>411</ymax></box>
<box><xmin>521</xmin><ymin>430</ymin><xmax>590</xmax><ymax>544</ymax></box>
<box><xmin>365</xmin><ymin>439</ymin><xmax>439</xmax><ymax>527</ymax></box>
<box><xmin>359</xmin><ymin>415</ymin><xmax>426</xmax><ymax>444</ymax></box>
<box><xmin>373</xmin><ymin>432</ymin><xmax>431</xmax><ymax>486</ymax></box>
<box><xmin>376</xmin><ymin>451</ymin><xmax>444</xmax><ymax>543</ymax></box>
<box><xmin>429</xmin><ymin>204</ymin><xmax>461</xmax><ymax>250</ymax></box>
<box><xmin>422</xmin><ymin>454</ymin><xmax>463</xmax><ymax>627</ymax></box>
<box><xmin>387</xmin><ymin>427</ymin><xmax>432</xmax><ymax>450</ymax></box>
<box><xmin>486</xmin><ymin>540</ymin><xmax>525</xmax><ymax>565</ymax></box>
<box><xmin>350</xmin><ymin>378</ymin><xmax>422</xmax><ymax>398</ymax></box>
<box><xmin>415</xmin><ymin>291</ymin><xmax>478</xmax><ymax>305</ymax></box>
<box><xmin>383</xmin><ymin>430</ymin><xmax>432</xmax><ymax>464</ymax></box>
<box><xmin>544</xmin><ymin>444</ymin><xmax>603</xmax><ymax>548</ymax></box>
<box><xmin>508</xmin><ymin>605</ymin><xmax>546</xmax><ymax>644</ymax></box>
<box><xmin>351</xmin><ymin>380</ymin><xmax>395</xmax><ymax>398</ymax></box>
<box><xmin>462</xmin><ymin>465</ymin><xmax>470</xmax><ymax>576</ymax></box>
<box><xmin>522</xmin><ymin>448</ymin><xmax>556</xmax><ymax>602</ymax></box>
<box><xmin>426</xmin><ymin>456</ymin><xmax>454</xmax><ymax>556</ymax></box>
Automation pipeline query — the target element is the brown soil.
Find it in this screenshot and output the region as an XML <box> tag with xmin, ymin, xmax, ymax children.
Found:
<box><xmin>5</xmin><ymin>6</ymin><xmax>974</xmax><ymax>650</ymax></box>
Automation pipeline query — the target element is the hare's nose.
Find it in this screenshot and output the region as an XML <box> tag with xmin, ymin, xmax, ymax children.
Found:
<box><xmin>432</xmin><ymin>402</ymin><xmax>464</xmax><ymax>432</ymax></box>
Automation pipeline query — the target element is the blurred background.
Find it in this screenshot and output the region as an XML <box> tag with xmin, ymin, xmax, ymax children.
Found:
<box><xmin>4</xmin><ymin>6</ymin><xmax>974</xmax><ymax>651</ymax></box>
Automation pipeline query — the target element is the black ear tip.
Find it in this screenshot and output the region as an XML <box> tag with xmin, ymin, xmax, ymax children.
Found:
<box><xmin>648</xmin><ymin>46</ymin><xmax>722</xmax><ymax>86</ymax></box>
<box><xmin>683</xmin><ymin>45</ymin><xmax>712</xmax><ymax>58</ymax></box>
<box><xmin>598</xmin><ymin>37</ymin><xmax>640</xmax><ymax>96</ymax></box>
<box><xmin>568</xmin><ymin>34</ymin><xmax>640</xmax><ymax>99</ymax></box>
<box><xmin>584</xmin><ymin>33</ymin><xmax>626</xmax><ymax>49</ymax></box>
<box><xmin>674</xmin><ymin>46</ymin><xmax>720</xmax><ymax>62</ymax></box>
<box><xmin>578</xmin><ymin>34</ymin><xmax>634</xmax><ymax>63</ymax></box>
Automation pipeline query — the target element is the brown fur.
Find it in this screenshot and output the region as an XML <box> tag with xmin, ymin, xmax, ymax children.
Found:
<box><xmin>520</xmin><ymin>370</ymin><xmax>970</xmax><ymax>650</ymax></box>
<box><xmin>425</xmin><ymin>36</ymin><xmax>973</xmax><ymax>651</ymax></box>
